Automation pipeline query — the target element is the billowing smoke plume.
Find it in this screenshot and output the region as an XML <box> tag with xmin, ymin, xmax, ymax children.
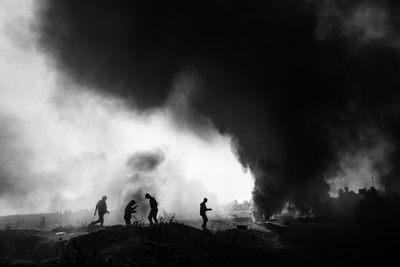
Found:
<box><xmin>0</xmin><ymin>0</ymin><xmax>254</xmax><ymax>218</ymax></box>
<box><xmin>35</xmin><ymin>0</ymin><xmax>400</xmax><ymax>219</ymax></box>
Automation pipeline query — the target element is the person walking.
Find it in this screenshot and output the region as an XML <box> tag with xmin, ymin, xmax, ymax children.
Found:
<box><xmin>145</xmin><ymin>193</ymin><xmax>158</xmax><ymax>225</ymax></box>
<box><xmin>91</xmin><ymin>196</ymin><xmax>109</xmax><ymax>226</ymax></box>
<box><xmin>200</xmin><ymin>198</ymin><xmax>212</xmax><ymax>230</ymax></box>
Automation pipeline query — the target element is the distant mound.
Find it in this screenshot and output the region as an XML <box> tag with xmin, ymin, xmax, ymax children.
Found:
<box><xmin>65</xmin><ymin>223</ymin><xmax>283</xmax><ymax>266</ymax></box>
<box><xmin>3</xmin><ymin>219</ymin><xmax>399</xmax><ymax>266</ymax></box>
<box><xmin>1</xmin><ymin>222</ymin><xmax>287</xmax><ymax>266</ymax></box>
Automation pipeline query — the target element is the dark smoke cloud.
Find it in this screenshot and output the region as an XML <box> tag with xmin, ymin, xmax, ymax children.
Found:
<box><xmin>36</xmin><ymin>0</ymin><xmax>400</xmax><ymax>218</ymax></box>
<box><xmin>121</xmin><ymin>150</ymin><xmax>164</xmax><ymax>216</ymax></box>
<box><xmin>127</xmin><ymin>150</ymin><xmax>165</xmax><ymax>172</ymax></box>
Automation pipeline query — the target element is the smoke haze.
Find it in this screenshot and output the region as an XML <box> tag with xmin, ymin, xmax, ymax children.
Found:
<box><xmin>0</xmin><ymin>0</ymin><xmax>253</xmax><ymax>219</ymax></box>
<box><xmin>33</xmin><ymin>0</ymin><xmax>400</xmax><ymax>219</ymax></box>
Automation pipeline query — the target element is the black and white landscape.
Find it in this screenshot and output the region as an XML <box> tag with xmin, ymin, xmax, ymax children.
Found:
<box><xmin>1</xmin><ymin>1</ymin><xmax>400</xmax><ymax>266</ymax></box>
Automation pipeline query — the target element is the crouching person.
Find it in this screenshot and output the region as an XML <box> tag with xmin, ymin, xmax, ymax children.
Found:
<box><xmin>124</xmin><ymin>200</ymin><xmax>138</xmax><ymax>226</ymax></box>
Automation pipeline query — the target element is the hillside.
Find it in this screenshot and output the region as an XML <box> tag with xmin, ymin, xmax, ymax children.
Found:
<box><xmin>1</xmin><ymin>215</ymin><xmax>399</xmax><ymax>266</ymax></box>
<box><xmin>0</xmin><ymin>222</ymin><xmax>286</xmax><ymax>266</ymax></box>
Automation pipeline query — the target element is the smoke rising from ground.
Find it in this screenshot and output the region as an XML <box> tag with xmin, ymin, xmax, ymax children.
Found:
<box><xmin>0</xmin><ymin>0</ymin><xmax>253</xmax><ymax>218</ymax></box>
<box><xmin>32</xmin><ymin>0</ymin><xmax>400</xmax><ymax>219</ymax></box>
<box><xmin>127</xmin><ymin>151</ymin><xmax>165</xmax><ymax>172</ymax></box>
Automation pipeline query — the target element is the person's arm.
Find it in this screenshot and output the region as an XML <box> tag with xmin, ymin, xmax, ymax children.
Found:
<box><xmin>105</xmin><ymin>203</ymin><xmax>110</xmax><ymax>214</ymax></box>
<box><xmin>94</xmin><ymin>203</ymin><xmax>98</xmax><ymax>215</ymax></box>
<box><xmin>132</xmin><ymin>205</ymin><xmax>138</xmax><ymax>213</ymax></box>
<box><xmin>207</xmin><ymin>208</ymin><xmax>212</xmax><ymax>211</ymax></box>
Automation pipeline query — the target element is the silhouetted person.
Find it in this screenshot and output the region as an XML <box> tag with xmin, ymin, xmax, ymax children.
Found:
<box><xmin>124</xmin><ymin>200</ymin><xmax>138</xmax><ymax>225</ymax></box>
<box><xmin>91</xmin><ymin>196</ymin><xmax>109</xmax><ymax>226</ymax></box>
<box><xmin>145</xmin><ymin>193</ymin><xmax>158</xmax><ymax>224</ymax></box>
<box><xmin>200</xmin><ymin>198</ymin><xmax>212</xmax><ymax>229</ymax></box>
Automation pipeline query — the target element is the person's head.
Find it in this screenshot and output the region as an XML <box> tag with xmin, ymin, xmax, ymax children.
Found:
<box><xmin>129</xmin><ymin>200</ymin><xmax>136</xmax><ymax>206</ymax></box>
<box><xmin>203</xmin><ymin>198</ymin><xmax>208</xmax><ymax>203</ymax></box>
<box><xmin>102</xmin><ymin>196</ymin><xmax>107</xmax><ymax>201</ymax></box>
<box><xmin>145</xmin><ymin>193</ymin><xmax>150</xmax><ymax>199</ymax></box>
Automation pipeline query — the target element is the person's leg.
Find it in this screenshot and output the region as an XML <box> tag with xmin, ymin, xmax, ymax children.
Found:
<box><xmin>202</xmin><ymin>215</ymin><xmax>208</xmax><ymax>229</ymax></box>
<box><xmin>148</xmin><ymin>211</ymin><xmax>153</xmax><ymax>224</ymax></box>
<box><xmin>153</xmin><ymin>209</ymin><xmax>158</xmax><ymax>224</ymax></box>
<box><xmin>124</xmin><ymin>216</ymin><xmax>131</xmax><ymax>225</ymax></box>
<box><xmin>99</xmin><ymin>213</ymin><xmax>104</xmax><ymax>226</ymax></box>
<box><xmin>92</xmin><ymin>214</ymin><xmax>101</xmax><ymax>225</ymax></box>
<box><xmin>201</xmin><ymin>215</ymin><xmax>206</xmax><ymax>228</ymax></box>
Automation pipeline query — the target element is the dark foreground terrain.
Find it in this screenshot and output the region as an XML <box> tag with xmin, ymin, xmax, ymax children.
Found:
<box><xmin>0</xmin><ymin>216</ymin><xmax>399</xmax><ymax>267</ymax></box>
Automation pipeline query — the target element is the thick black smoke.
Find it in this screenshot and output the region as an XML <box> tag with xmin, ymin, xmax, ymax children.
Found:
<box><xmin>36</xmin><ymin>0</ymin><xmax>400</xmax><ymax>218</ymax></box>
